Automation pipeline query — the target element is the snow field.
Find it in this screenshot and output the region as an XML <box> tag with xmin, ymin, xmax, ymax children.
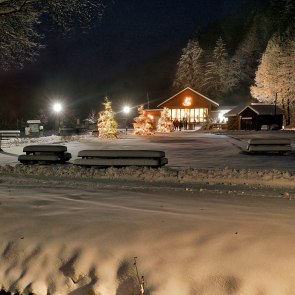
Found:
<box><xmin>1</xmin><ymin>132</ymin><xmax>295</xmax><ymax>294</ymax></box>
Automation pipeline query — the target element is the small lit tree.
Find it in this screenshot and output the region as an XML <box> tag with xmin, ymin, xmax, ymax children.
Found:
<box><xmin>157</xmin><ymin>107</ymin><xmax>174</xmax><ymax>132</ymax></box>
<box><xmin>97</xmin><ymin>97</ymin><xmax>118</xmax><ymax>139</ymax></box>
<box><xmin>133</xmin><ymin>105</ymin><xmax>154</xmax><ymax>135</ymax></box>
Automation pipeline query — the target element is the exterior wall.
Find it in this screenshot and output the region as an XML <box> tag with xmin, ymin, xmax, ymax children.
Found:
<box><xmin>159</xmin><ymin>89</ymin><xmax>217</xmax><ymax>124</ymax></box>
<box><xmin>227</xmin><ymin>110</ymin><xmax>284</xmax><ymax>130</ymax></box>
<box><xmin>160</xmin><ymin>89</ymin><xmax>214</xmax><ymax>111</ymax></box>
<box><xmin>240</xmin><ymin>109</ymin><xmax>283</xmax><ymax>130</ymax></box>
<box><xmin>227</xmin><ymin>117</ymin><xmax>240</xmax><ymax>130</ymax></box>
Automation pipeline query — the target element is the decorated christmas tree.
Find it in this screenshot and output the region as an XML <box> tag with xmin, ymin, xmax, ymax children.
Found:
<box><xmin>133</xmin><ymin>105</ymin><xmax>154</xmax><ymax>135</ymax></box>
<box><xmin>157</xmin><ymin>107</ymin><xmax>174</xmax><ymax>132</ymax></box>
<box><xmin>97</xmin><ymin>97</ymin><xmax>118</xmax><ymax>139</ymax></box>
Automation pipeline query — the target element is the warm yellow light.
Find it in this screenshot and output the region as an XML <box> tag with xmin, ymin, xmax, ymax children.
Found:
<box><xmin>183</xmin><ymin>97</ymin><xmax>192</xmax><ymax>107</ymax></box>
<box><xmin>148</xmin><ymin>114</ymin><xmax>154</xmax><ymax>120</ymax></box>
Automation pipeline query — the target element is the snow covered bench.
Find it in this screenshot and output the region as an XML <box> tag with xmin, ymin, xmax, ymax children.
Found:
<box><xmin>0</xmin><ymin>130</ymin><xmax>20</xmax><ymax>151</ymax></box>
<box><xmin>18</xmin><ymin>145</ymin><xmax>72</xmax><ymax>164</ymax></box>
<box><xmin>73</xmin><ymin>150</ymin><xmax>168</xmax><ymax>167</ymax></box>
<box><xmin>246</xmin><ymin>138</ymin><xmax>292</xmax><ymax>154</ymax></box>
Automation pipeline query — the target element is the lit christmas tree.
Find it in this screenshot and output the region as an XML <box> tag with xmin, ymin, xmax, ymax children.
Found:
<box><xmin>133</xmin><ymin>105</ymin><xmax>154</xmax><ymax>135</ymax></box>
<box><xmin>157</xmin><ymin>107</ymin><xmax>174</xmax><ymax>132</ymax></box>
<box><xmin>97</xmin><ymin>97</ymin><xmax>118</xmax><ymax>139</ymax></box>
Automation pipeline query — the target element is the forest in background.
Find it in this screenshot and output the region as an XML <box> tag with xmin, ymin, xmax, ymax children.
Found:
<box><xmin>173</xmin><ymin>0</ymin><xmax>295</xmax><ymax>124</ymax></box>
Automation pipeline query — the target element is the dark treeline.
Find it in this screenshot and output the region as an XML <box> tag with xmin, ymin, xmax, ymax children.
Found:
<box><xmin>173</xmin><ymin>0</ymin><xmax>295</xmax><ymax>108</ymax></box>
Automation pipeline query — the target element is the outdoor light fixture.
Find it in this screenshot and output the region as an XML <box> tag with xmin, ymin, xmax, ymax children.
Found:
<box><xmin>123</xmin><ymin>106</ymin><xmax>131</xmax><ymax>114</ymax></box>
<box><xmin>53</xmin><ymin>102</ymin><xmax>62</xmax><ymax>113</ymax></box>
<box><xmin>183</xmin><ymin>97</ymin><xmax>192</xmax><ymax>107</ymax></box>
<box><xmin>123</xmin><ymin>105</ymin><xmax>130</xmax><ymax>134</ymax></box>
<box><xmin>52</xmin><ymin>102</ymin><xmax>63</xmax><ymax>135</ymax></box>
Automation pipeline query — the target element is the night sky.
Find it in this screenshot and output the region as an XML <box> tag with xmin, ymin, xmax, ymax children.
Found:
<box><xmin>0</xmin><ymin>0</ymin><xmax>246</xmax><ymax>118</ymax></box>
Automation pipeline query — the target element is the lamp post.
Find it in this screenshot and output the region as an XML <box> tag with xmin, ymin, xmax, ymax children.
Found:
<box><xmin>123</xmin><ymin>106</ymin><xmax>130</xmax><ymax>134</ymax></box>
<box><xmin>52</xmin><ymin>102</ymin><xmax>62</xmax><ymax>135</ymax></box>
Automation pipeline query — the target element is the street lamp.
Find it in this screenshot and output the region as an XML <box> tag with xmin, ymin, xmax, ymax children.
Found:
<box><xmin>52</xmin><ymin>102</ymin><xmax>63</xmax><ymax>135</ymax></box>
<box><xmin>123</xmin><ymin>105</ymin><xmax>130</xmax><ymax>134</ymax></box>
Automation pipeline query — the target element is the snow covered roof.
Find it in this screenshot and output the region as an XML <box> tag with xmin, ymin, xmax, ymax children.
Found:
<box><xmin>224</xmin><ymin>104</ymin><xmax>284</xmax><ymax>117</ymax></box>
<box><xmin>157</xmin><ymin>87</ymin><xmax>219</xmax><ymax>108</ymax></box>
<box><xmin>248</xmin><ymin>104</ymin><xmax>284</xmax><ymax>115</ymax></box>
<box><xmin>211</xmin><ymin>106</ymin><xmax>236</xmax><ymax>113</ymax></box>
<box><xmin>224</xmin><ymin>105</ymin><xmax>247</xmax><ymax>117</ymax></box>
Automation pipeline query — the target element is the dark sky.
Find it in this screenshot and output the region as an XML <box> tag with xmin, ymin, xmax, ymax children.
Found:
<box><xmin>1</xmin><ymin>0</ymin><xmax>246</xmax><ymax>118</ymax></box>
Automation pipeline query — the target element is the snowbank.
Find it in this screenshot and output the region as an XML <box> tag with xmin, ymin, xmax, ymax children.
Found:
<box><xmin>0</xmin><ymin>164</ymin><xmax>295</xmax><ymax>188</ymax></box>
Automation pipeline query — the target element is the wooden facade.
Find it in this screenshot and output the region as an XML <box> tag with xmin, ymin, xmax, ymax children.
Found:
<box><xmin>157</xmin><ymin>87</ymin><xmax>219</xmax><ymax>126</ymax></box>
<box><xmin>225</xmin><ymin>104</ymin><xmax>284</xmax><ymax>130</ymax></box>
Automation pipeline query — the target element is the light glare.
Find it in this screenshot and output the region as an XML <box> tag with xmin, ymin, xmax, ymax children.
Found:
<box><xmin>53</xmin><ymin>103</ymin><xmax>62</xmax><ymax>113</ymax></box>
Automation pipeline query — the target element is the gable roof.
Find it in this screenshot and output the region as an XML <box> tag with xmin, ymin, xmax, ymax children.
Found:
<box><xmin>248</xmin><ymin>104</ymin><xmax>284</xmax><ymax>115</ymax></box>
<box><xmin>224</xmin><ymin>105</ymin><xmax>247</xmax><ymax>117</ymax></box>
<box><xmin>225</xmin><ymin>104</ymin><xmax>284</xmax><ymax>117</ymax></box>
<box><xmin>157</xmin><ymin>87</ymin><xmax>219</xmax><ymax>108</ymax></box>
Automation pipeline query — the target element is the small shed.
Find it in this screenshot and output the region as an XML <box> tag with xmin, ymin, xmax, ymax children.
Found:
<box><xmin>26</xmin><ymin>120</ymin><xmax>42</xmax><ymax>136</ymax></box>
<box><xmin>225</xmin><ymin>104</ymin><xmax>284</xmax><ymax>130</ymax></box>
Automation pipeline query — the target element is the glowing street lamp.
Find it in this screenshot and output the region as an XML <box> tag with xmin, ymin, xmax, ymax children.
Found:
<box><xmin>52</xmin><ymin>102</ymin><xmax>63</xmax><ymax>135</ymax></box>
<box><xmin>53</xmin><ymin>102</ymin><xmax>62</xmax><ymax>113</ymax></box>
<box><xmin>123</xmin><ymin>105</ymin><xmax>130</xmax><ymax>134</ymax></box>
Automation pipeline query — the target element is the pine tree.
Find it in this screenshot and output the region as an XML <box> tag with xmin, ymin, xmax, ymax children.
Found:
<box><xmin>251</xmin><ymin>35</ymin><xmax>295</xmax><ymax>124</ymax></box>
<box><xmin>133</xmin><ymin>106</ymin><xmax>154</xmax><ymax>135</ymax></box>
<box><xmin>97</xmin><ymin>97</ymin><xmax>118</xmax><ymax>139</ymax></box>
<box><xmin>203</xmin><ymin>37</ymin><xmax>240</xmax><ymax>96</ymax></box>
<box><xmin>173</xmin><ymin>39</ymin><xmax>205</xmax><ymax>91</ymax></box>
<box><xmin>234</xmin><ymin>13</ymin><xmax>273</xmax><ymax>86</ymax></box>
<box><xmin>251</xmin><ymin>35</ymin><xmax>282</xmax><ymax>103</ymax></box>
<box><xmin>157</xmin><ymin>107</ymin><xmax>174</xmax><ymax>133</ymax></box>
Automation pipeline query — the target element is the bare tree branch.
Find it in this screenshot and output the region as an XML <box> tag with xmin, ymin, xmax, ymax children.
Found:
<box><xmin>0</xmin><ymin>0</ymin><xmax>105</xmax><ymax>70</ymax></box>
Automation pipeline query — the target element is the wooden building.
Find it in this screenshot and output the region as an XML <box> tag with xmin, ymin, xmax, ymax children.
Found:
<box><xmin>155</xmin><ymin>87</ymin><xmax>219</xmax><ymax>128</ymax></box>
<box><xmin>225</xmin><ymin>104</ymin><xmax>284</xmax><ymax>130</ymax></box>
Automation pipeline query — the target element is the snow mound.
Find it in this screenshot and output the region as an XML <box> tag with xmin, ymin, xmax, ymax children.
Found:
<box><xmin>0</xmin><ymin>164</ymin><xmax>294</xmax><ymax>188</ymax></box>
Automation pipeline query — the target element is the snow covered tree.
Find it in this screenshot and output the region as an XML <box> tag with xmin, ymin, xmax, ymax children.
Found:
<box><xmin>0</xmin><ymin>0</ymin><xmax>104</xmax><ymax>70</ymax></box>
<box><xmin>203</xmin><ymin>37</ymin><xmax>240</xmax><ymax>96</ymax></box>
<box><xmin>251</xmin><ymin>35</ymin><xmax>295</xmax><ymax>124</ymax></box>
<box><xmin>133</xmin><ymin>106</ymin><xmax>154</xmax><ymax>135</ymax></box>
<box><xmin>251</xmin><ymin>36</ymin><xmax>283</xmax><ymax>103</ymax></box>
<box><xmin>157</xmin><ymin>107</ymin><xmax>174</xmax><ymax>133</ymax></box>
<box><xmin>173</xmin><ymin>39</ymin><xmax>205</xmax><ymax>91</ymax></box>
<box><xmin>97</xmin><ymin>97</ymin><xmax>118</xmax><ymax>139</ymax></box>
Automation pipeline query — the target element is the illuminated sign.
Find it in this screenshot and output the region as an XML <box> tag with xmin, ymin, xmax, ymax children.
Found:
<box><xmin>183</xmin><ymin>97</ymin><xmax>192</xmax><ymax>107</ymax></box>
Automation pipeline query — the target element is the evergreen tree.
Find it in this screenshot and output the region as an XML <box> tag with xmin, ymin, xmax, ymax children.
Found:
<box><xmin>251</xmin><ymin>35</ymin><xmax>295</xmax><ymax>124</ymax></box>
<box><xmin>203</xmin><ymin>37</ymin><xmax>240</xmax><ymax>96</ymax></box>
<box><xmin>173</xmin><ymin>39</ymin><xmax>205</xmax><ymax>91</ymax></box>
<box><xmin>234</xmin><ymin>13</ymin><xmax>273</xmax><ymax>87</ymax></box>
<box><xmin>251</xmin><ymin>35</ymin><xmax>283</xmax><ymax>103</ymax></box>
<box><xmin>157</xmin><ymin>107</ymin><xmax>174</xmax><ymax>133</ymax></box>
<box><xmin>133</xmin><ymin>106</ymin><xmax>154</xmax><ymax>135</ymax></box>
<box><xmin>97</xmin><ymin>97</ymin><xmax>118</xmax><ymax>139</ymax></box>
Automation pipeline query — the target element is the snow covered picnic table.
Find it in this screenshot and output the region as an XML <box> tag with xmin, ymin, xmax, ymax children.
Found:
<box><xmin>246</xmin><ymin>138</ymin><xmax>292</xmax><ymax>154</ymax></box>
<box><xmin>73</xmin><ymin>149</ymin><xmax>168</xmax><ymax>167</ymax></box>
<box><xmin>18</xmin><ymin>145</ymin><xmax>72</xmax><ymax>164</ymax></box>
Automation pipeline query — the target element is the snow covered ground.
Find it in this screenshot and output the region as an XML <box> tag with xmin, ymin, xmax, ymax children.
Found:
<box><xmin>1</xmin><ymin>131</ymin><xmax>295</xmax><ymax>294</ymax></box>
